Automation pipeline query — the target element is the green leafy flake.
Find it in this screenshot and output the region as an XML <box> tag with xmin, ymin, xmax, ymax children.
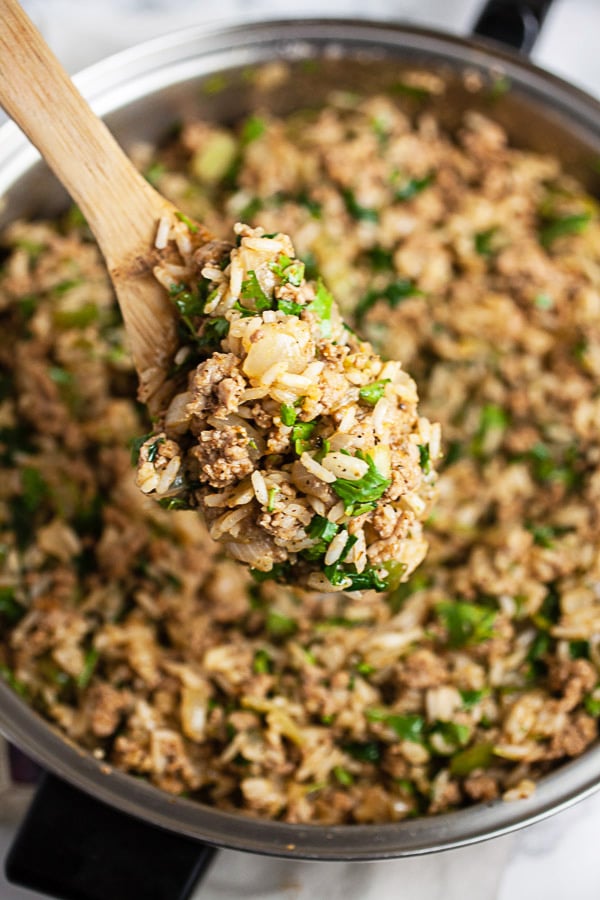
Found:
<box><xmin>366</xmin><ymin>708</ymin><xmax>425</xmax><ymax>743</ymax></box>
<box><xmin>449</xmin><ymin>742</ymin><xmax>495</xmax><ymax>776</ymax></box>
<box><xmin>323</xmin><ymin>562</ymin><xmax>388</xmax><ymax>593</ymax></box>
<box><xmin>471</xmin><ymin>403</ymin><xmax>509</xmax><ymax>457</ymax></box>
<box><xmin>584</xmin><ymin>693</ymin><xmax>600</xmax><ymax>717</ymax></box>
<box><xmin>250</xmin><ymin>562</ymin><xmax>291</xmax><ymax>584</ymax></box>
<box><xmin>356</xmin><ymin>662</ymin><xmax>375</xmax><ymax>676</ymax></box>
<box><xmin>76</xmin><ymin>648</ymin><xmax>99</xmax><ymax>689</ymax></box>
<box><xmin>569</xmin><ymin>640</ymin><xmax>590</xmax><ymax>660</ymax></box>
<box><xmin>280</xmin><ymin>404</ymin><xmax>298</xmax><ymax>427</ymax></box>
<box><xmin>394</xmin><ymin>173</ymin><xmax>434</xmax><ymax>202</ymax></box>
<box><xmin>526</xmin><ymin>523</ymin><xmax>557</xmax><ymax>548</ymax></box>
<box><xmin>534</xmin><ymin>292</ymin><xmax>554</xmax><ymax>310</ymax></box>
<box><xmin>489</xmin><ymin>75</ymin><xmax>511</xmax><ymax>99</ymax></box>
<box><xmin>309</xmin><ymin>279</ymin><xmax>334</xmax><ymax>339</ymax></box>
<box><xmin>418</xmin><ymin>444</ymin><xmax>431</xmax><ymax>474</ymax></box>
<box><xmin>0</xmin><ymin>663</ymin><xmax>28</xmax><ymax>697</ymax></box>
<box><xmin>241</xmin><ymin>114</ymin><xmax>266</xmax><ymax>145</ymax></box>
<box><xmin>333</xmin><ymin>765</ymin><xmax>354</xmax><ymax>786</ymax></box>
<box><xmin>157</xmin><ymin>496</ymin><xmax>190</xmax><ymax>511</ymax></box>
<box><xmin>266</xmin><ymin>486</ymin><xmax>279</xmax><ymax>513</ymax></box>
<box><xmin>265</xmin><ymin>608</ymin><xmax>298</xmax><ymax>639</ymax></box>
<box><xmin>48</xmin><ymin>366</ymin><xmax>73</xmax><ymax>386</ymax></box>
<box><xmin>540</xmin><ymin>213</ymin><xmax>591</xmax><ymax>249</ymax></box>
<box><xmin>143</xmin><ymin>161</ymin><xmax>166</xmax><ymax>186</ymax></box>
<box><xmin>459</xmin><ymin>688</ymin><xmax>486</xmax><ymax>709</ymax></box>
<box><xmin>332</xmin><ymin>451</ymin><xmax>391</xmax><ymax>515</ymax></box>
<box><xmin>436</xmin><ymin>600</ymin><xmax>497</xmax><ymax>648</ymax></box>
<box><xmin>474</xmin><ymin>228</ymin><xmax>498</xmax><ymax>257</ymax></box>
<box><xmin>174</xmin><ymin>211</ymin><xmax>198</xmax><ymax>234</ymax></box>
<box><xmin>21</xmin><ymin>467</ymin><xmax>48</xmax><ymax>512</ymax></box>
<box><xmin>253</xmin><ymin>649</ymin><xmax>273</xmax><ymax>674</ymax></box>
<box><xmin>342</xmin><ymin>741</ymin><xmax>381</xmax><ymax>763</ymax></box>
<box><xmin>238</xmin><ymin>196</ymin><xmax>263</xmax><ymax>221</ymax></box>
<box><xmin>0</xmin><ymin>587</ymin><xmax>25</xmax><ymax>624</ymax></box>
<box><xmin>270</xmin><ymin>254</ymin><xmax>305</xmax><ymax>287</ymax></box>
<box><xmin>277</xmin><ymin>298</ymin><xmax>304</xmax><ymax>316</ymax></box>
<box><xmin>366</xmin><ymin>246</ymin><xmax>395</xmax><ymax>271</ymax></box>
<box><xmin>342</xmin><ymin>189</ymin><xmax>379</xmax><ymax>223</ymax></box>
<box><xmin>292</xmin><ymin>420</ymin><xmax>317</xmax><ymax>455</ymax></box>
<box><xmin>355</xmin><ymin>278</ymin><xmax>421</xmax><ymax>322</ymax></box>
<box><xmin>430</xmin><ymin>720</ymin><xmax>470</xmax><ymax>751</ymax></box>
<box><xmin>202</xmin><ymin>73</ymin><xmax>228</xmax><ymax>95</ymax></box>
<box><xmin>240</xmin><ymin>271</ymin><xmax>271</xmax><ymax>311</ymax></box>
<box><xmin>359</xmin><ymin>379</ymin><xmax>390</xmax><ymax>406</ymax></box>
<box><xmin>306</xmin><ymin>515</ymin><xmax>339</xmax><ymax>543</ymax></box>
<box><xmin>146</xmin><ymin>437</ymin><xmax>165</xmax><ymax>464</ymax></box>
<box><xmin>198</xmin><ymin>317</ymin><xmax>230</xmax><ymax>350</ymax></box>
<box><xmin>130</xmin><ymin>432</ymin><xmax>152</xmax><ymax>466</ymax></box>
<box><xmin>391</xmin><ymin>81</ymin><xmax>431</xmax><ymax>101</ymax></box>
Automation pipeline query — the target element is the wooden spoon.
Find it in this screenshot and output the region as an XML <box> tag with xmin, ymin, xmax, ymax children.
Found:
<box><xmin>0</xmin><ymin>0</ymin><xmax>211</xmax><ymax>410</ymax></box>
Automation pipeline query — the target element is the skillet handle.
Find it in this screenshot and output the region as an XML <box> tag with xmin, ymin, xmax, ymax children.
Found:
<box><xmin>472</xmin><ymin>0</ymin><xmax>556</xmax><ymax>54</ymax></box>
<box><xmin>5</xmin><ymin>772</ymin><xmax>216</xmax><ymax>900</ymax></box>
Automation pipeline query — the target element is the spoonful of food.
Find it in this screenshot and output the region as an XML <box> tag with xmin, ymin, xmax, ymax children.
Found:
<box><xmin>0</xmin><ymin>0</ymin><xmax>441</xmax><ymax>592</ymax></box>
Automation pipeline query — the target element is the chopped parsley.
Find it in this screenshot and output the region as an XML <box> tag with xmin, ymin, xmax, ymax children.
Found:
<box><xmin>436</xmin><ymin>600</ymin><xmax>497</xmax><ymax>648</ymax></box>
<box><xmin>366</xmin><ymin>246</ymin><xmax>395</xmax><ymax>271</ymax></box>
<box><xmin>174</xmin><ymin>211</ymin><xmax>198</xmax><ymax>234</ymax></box>
<box><xmin>240</xmin><ymin>114</ymin><xmax>267</xmax><ymax>145</ymax></box>
<box><xmin>157</xmin><ymin>497</ymin><xmax>190</xmax><ymax>511</ymax></box>
<box><xmin>359</xmin><ymin>379</ymin><xmax>390</xmax><ymax>406</ymax></box>
<box><xmin>474</xmin><ymin>227</ymin><xmax>498</xmax><ymax>257</ymax></box>
<box><xmin>459</xmin><ymin>688</ymin><xmax>487</xmax><ymax>709</ymax></box>
<box><xmin>146</xmin><ymin>437</ymin><xmax>164</xmax><ymax>463</ymax></box>
<box><xmin>449</xmin><ymin>742</ymin><xmax>495</xmax><ymax>776</ymax></box>
<box><xmin>418</xmin><ymin>444</ymin><xmax>431</xmax><ymax>474</ymax></box>
<box><xmin>270</xmin><ymin>253</ymin><xmax>305</xmax><ymax>287</ymax></box>
<box><xmin>253</xmin><ymin>649</ymin><xmax>273</xmax><ymax>674</ymax></box>
<box><xmin>342</xmin><ymin>741</ymin><xmax>381</xmax><ymax>763</ymax></box>
<box><xmin>584</xmin><ymin>693</ymin><xmax>600</xmax><ymax>717</ymax></box>
<box><xmin>471</xmin><ymin>403</ymin><xmax>509</xmax><ymax>457</ymax></box>
<box><xmin>393</xmin><ymin>172</ymin><xmax>434</xmax><ymax>202</ymax></box>
<box><xmin>265</xmin><ymin>609</ymin><xmax>298</xmax><ymax>639</ymax></box>
<box><xmin>539</xmin><ymin>212</ymin><xmax>591</xmax><ymax>249</ymax></box>
<box><xmin>266</xmin><ymin>487</ymin><xmax>279</xmax><ymax>513</ymax></box>
<box><xmin>198</xmin><ymin>317</ymin><xmax>229</xmax><ymax>350</ymax></box>
<box><xmin>333</xmin><ymin>766</ymin><xmax>354</xmax><ymax>786</ymax></box>
<box><xmin>366</xmin><ymin>708</ymin><xmax>425</xmax><ymax>743</ymax></box>
<box><xmin>323</xmin><ymin>562</ymin><xmax>388</xmax><ymax>593</ymax></box>
<box><xmin>342</xmin><ymin>189</ymin><xmax>379</xmax><ymax>223</ymax></box>
<box><xmin>76</xmin><ymin>648</ymin><xmax>99</xmax><ymax>689</ymax></box>
<box><xmin>240</xmin><ymin>271</ymin><xmax>271</xmax><ymax>311</ymax></box>
<box><xmin>0</xmin><ymin>587</ymin><xmax>25</xmax><ymax>624</ymax></box>
<box><xmin>355</xmin><ymin>278</ymin><xmax>421</xmax><ymax>322</ymax></box>
<box><xmin>331</xmin><ymin>451</ymin><xmax>391</xmax><ymax>516</ymax></box>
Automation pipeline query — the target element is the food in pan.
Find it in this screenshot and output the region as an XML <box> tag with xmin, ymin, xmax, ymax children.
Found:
<box><xmin>1</xmin><ymin>85</ymin><xmax>599</xmax><ymax>823</ymax></box>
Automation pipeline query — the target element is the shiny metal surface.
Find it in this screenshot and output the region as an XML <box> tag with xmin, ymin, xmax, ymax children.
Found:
<box><xmin>1</xmin><ymin>18</ymin><xmax>600</xmax><ymax>860</ymax></box>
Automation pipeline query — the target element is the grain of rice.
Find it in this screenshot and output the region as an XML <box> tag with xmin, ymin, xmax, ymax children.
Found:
<box><xmin>324</xmin><ymin>529</ymin><xmax>350</xmax><ymax>565</ymax></box>
<box><xmin>300</xmin><ymin>453</ymin><xmax>336</xmax><ymax>484</ymax></box>
<box><xmin>321</xmin><ymin>452</ymin><xmax>368</xmax><ymax>480</ymax></box>
<box><xmin>251</xmin><ymin>470</ymin><xmax>269</xmax><ymax>506</ymax></box>
<box><xmin>155</xmin><ymin>215</ymin><xmax>171</xmax><ymax>250</ymax></box>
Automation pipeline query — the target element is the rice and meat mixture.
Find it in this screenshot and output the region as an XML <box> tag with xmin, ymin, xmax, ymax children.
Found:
<box><xmin>1</xmin><ymin>87</ymin><xmax>600</xmax><ymax>823</ymax></box>
<box><xmin>135</xmin><ymin>219</ymin><xmax>439</xmax><ymax>591</ymax></box>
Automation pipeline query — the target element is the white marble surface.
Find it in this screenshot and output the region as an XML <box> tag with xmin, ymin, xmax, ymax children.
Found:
<box><xmin>1</xmin><ymin>1</ymin><xmax>600</xmax><ymax>898</ymax></box>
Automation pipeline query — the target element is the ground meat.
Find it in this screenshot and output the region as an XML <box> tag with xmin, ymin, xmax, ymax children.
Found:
<box><xmin>548</xmin><ymin>712</ymin><xmax>597</xmax><ymax>759</ymax></box>
<box><xmin>396</xmin><ymin>649</ymin><xmax>449</xmax><ymax>689</ymax></box>
<box><xmin>463</xmin><ymin>774</ymin><xmax>500</xmax><ymax>802</ymax></box>
<box><xmin>188</xmin><ymin>425</ymin><xmax>254</xmax><ymax>488</ymax></box>
<box><xmin>85</xmin><ymin>683</ymin><xmax>129</xmax><ymax>738</ymax></box>
<box><xmin>548</xmin><ymin>658</ymin><xmax>597</xmax><ymax>710</ymax></box>
<box><xmin>187</xmin><ymin>352</ymin><xmax>246</xmax><ymax>422</ymax></box>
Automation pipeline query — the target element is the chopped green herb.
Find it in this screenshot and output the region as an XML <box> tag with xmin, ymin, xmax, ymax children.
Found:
<box><xmin>359</xmin><ymin>379</ymin><xmax>390</xmax><ymax>406</ymax></box>
<box><xmin>198</xmin><ymin>317</ymin><xmax>229</xmax><ymax>349</ymax></box>
<box><xmin>366</xmin><ymin>246</ymin><xmax>395</xmax><ymax>271</ymax></box>
<box><xmin>174</xmin><ymin>211</ymin><xmax>198</xmax><ymax>234</ymax></box>
<box><xmin>144</xmin><ymin>162</ymin><xmax>166</xmax><ymax>186</ymax></box>
<box><xmin>0</xmin><ymin>587</ymin><xmax>25</xmax><ymax>624</ymax></box>
<box><xmin>77</xmin><ymin>648</ymin><xmax>99</xmax><ymax>689</ymax></box>
<box><xmin>394</xmin><ymin>173</ymin><xmax>434</xmax><ymax>202</ymax></box>
<box><xmin>146</xmin><ymin>437</ymin><xmax>164</xmax><ymax>464</ymax></box>
<box><xmin>584</xmin><ymin>693</ymin><xmax>600</xmax><ymax>717</ymax></box>
<box><xmin>342</xmin><ymin>189</ymin><xmax>379</xmax><ymax>223</ymax></box>
<box><xmin>21</xmin><ymin>467</ymin><xmax>48</xmax><ymax>512</ymax></box>
<box><xmin>489</xmin><ymin>75</ymin><xmax>511</xmax><ymax>99</ymax></box>
<box><xmin>436</xmin><ymin>600</ymin><xmax>497</xmax><ymax>648</ymax></box>
<box><xmin>324</xmin><ymin>562</ymin><xmax>388</xmax><ymax>593</ymax></box>
<box><xmin>449</xmin><ymin>742</ymin><xmax>495</xmax><ymax>776</ymax></box>
<box><xmin>265</xmin><ymin>608</ymin><xmax>297</xmax><ymax>639</ymax></box>
<box><xmin>333</xmin><ymin>765</ymin><xmax>354</xmax><ymax>786</ymax></box>
<box><xmin>539</xmin><ymin>213</ymin><xmax>591</xmax><ymax>249</ymax></box>
<box><xmin>418</xmin><ymin>444</ymin><xmax>431</xmax><ymax>474</ymax></box>
<box><xmin>343</xmin><ymin>741</ymin><xmax>381</xmax><ymax>763</ymax></box>
<box><xmin>444</xmin><ymin>441</ymin><xmax>463</xmax><ymax>467</ymax></box>
<box><xmin>130</xmin><ymin>433</ymin><xmax>151</xmax><ymax>465</ymax></box>
<box><xmin>266</xmin><ymin>487</ymin><xmax>279</xmax><ymax>513</ymax></box>
<box><xmin>366</xmin><ymin>708</ymin><xmax>425</xmax><ymax>743</ymax></box>
<box><xmin>0</xmin><ymin>663</ymin><xmax>27</xmax><ymax>697</ymax></box>
<box><xmin>306</xmin><ymin>515</ymin><xmax>339</xmax><ymax>543</ymax></box>
<box><xmin>277</xmin><ymin>298</ymin><xmax>304</xmax><ymax>316</ymax></box>
<box><xmin>157</xmin><ymin>496</ymin><xmax>190</xmax><ymax>511</ymax></box>
<box><xmin>241</xmin><ymin>115</ymin><xmax>266</xmax><ymax>145</ymax></box>
<box><xmin>391</xmin><ymin>81</ymin><xmax>431</xmax><ymax>100</ymax></box>
<box><xmin>356</xmin><ymin>662</ymin><xmax>375</xmax><ymax>676</ymax></box>
<box><xmin>297</xmin><ymin>191</ymin><xmax>322</xmax><ymax>219</ymax></box>
<box><xmin>202</xmin><ymin>73</ymin><xmax>228</xmax><ymax>95</ymax></box>
<box><xmin>534</xmin><ymin>292</ymin><xmax>554</xmax><ymax>310</ymax></box>
<box><xmin>471</xmin><ymin>403</ymin><xmax>509</xmax><ymax>457</ymax></box>
<box><xmin>253</xmin><ymin>649</ymin><xmax>273</xmax><ymax>674</ymax></box>
<box><xmin>459</xmin><ymin>689</ymin><xmax>486</xmax><ymax>709</ymax></box>
<box><xmin>292</xmin><ymin>420</ymin><xmax>317</xmax><ymax>455</ymax></box>
<box><xmin>526</xmin><ymin>523</ymin><xmax>558</xmax><ymax>548</ymax></box>
<box><xmin>430</xmin><ymin>721</ymin><xmax>470</xmax><ymax>752</ymax></box>
<box><xmin>238</xmin><ymin>196</ymin><xmax>263</xmax><ymax>221</ymax></box>
<box><xmin>569</xmin><ymin>640</ymin><xmax>589</xmax><ymax>660</ymax></box>
<box><xmin>355</xmin><ymin>279</ymin><xmax>421</xmax><ymax>322</ymax></box>
<box><xmin>48</xmin><ymin>366</ymin><xmax>73</xmax><ymax>386</ymax></box>
<box><xmin>240</xmin><ymin>271</ymin><xmax>271</xmax><ymax>311</ymax></box>
<box><xmin>474</xmin><ymin>228</ymin><xmax>498</xmax><ymax>257</ymax></box>
<box><xmin>270</xmin><ymin>253</ymin><xmax>305</xmax><ymax>287</ymax></box>
<box><xmin>309</xmin><ymin>279</ymin><xmax>334</xmax><ymax>339</ymax></box>
<box><xmin>331</xmin><ymin>451</ymin><xmax>391</xmax><ymax>515</ymax></box>
<box><xmin>250</xmin><ymin>562</ymin><xmax>291</xmax><ymax>584</ymax></box>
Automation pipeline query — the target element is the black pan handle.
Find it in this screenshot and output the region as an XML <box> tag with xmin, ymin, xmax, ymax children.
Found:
<box><xmin>5</xmin><ymin>773</ymin><xmax>216</xmax><ymax>900</ymax></box>
<box><xmin>473</xmin><ymin>0</ymin><xmax>556</xmax><ymax>54</ymax></box>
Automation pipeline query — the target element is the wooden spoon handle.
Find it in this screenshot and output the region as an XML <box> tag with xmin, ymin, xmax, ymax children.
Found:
<box><xmin>0</xmin><ymin>0</ymin><xmax>179</xmax><ymax>404</ymax></box>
